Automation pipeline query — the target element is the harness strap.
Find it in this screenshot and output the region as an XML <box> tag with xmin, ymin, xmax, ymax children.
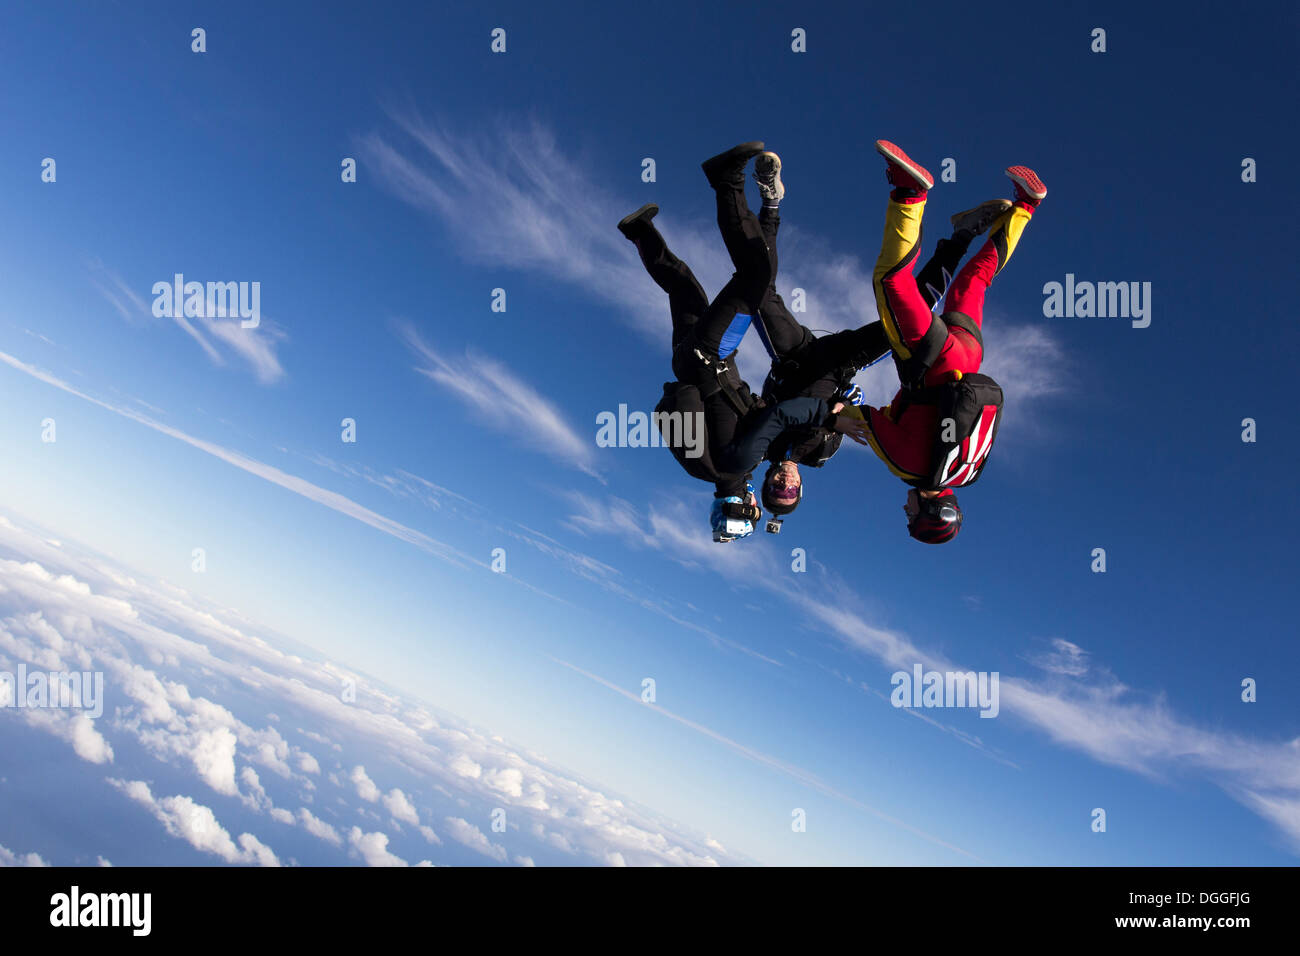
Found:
<box><xmin>694</xmin><ymin>348</ymin><xmax>754</xmax><ymax>418</ymax></box>
<box><xmin>896</xmin><ymin>310</ymin><xmax>984</xmax><ymax>406</ymax></box>
<box><xmin>910</xmin><ymin>315</ymin><xmax>950</xmax><ymax>376</ymax></box>
<box><xmin>942</xmin><ymin>311</ymin><xmax>983</xmax><ymax>349</ymax></box>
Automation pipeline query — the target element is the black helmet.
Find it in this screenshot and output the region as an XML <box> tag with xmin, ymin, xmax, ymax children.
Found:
<box><xmin>906</xmin><ymin>489</ymin><xmax>962</xmax><ymax>544</ymax></box>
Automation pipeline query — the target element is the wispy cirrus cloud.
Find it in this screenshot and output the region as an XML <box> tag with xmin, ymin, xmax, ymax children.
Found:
<box><xmin>0</xmin><ymin>350</ymin><xmax>466</xmax><ymax>564</ymax></box>
<box><xmin>0</xmin><ymin>349</ymin><xmax>574</xmax><ymax>608</ymax></box>
<box><xmin>88</xmin><ymin>258</ymin><xmax>153</xmax><ymax>326</ymax></box>
<box><xmin>23</xmin><ymin>328</ymin><xmax>59</xmax><ymax>348</ymax></box>
<box><xmin>298</xmin><ymin>454</ymin><xmax>481</xmax><ymax>518</ymax></box>
<box><xmin>562</xmin><ymin>490</ymin><xmax>769</xmax><ymax>579</ymax></box>
<box><xmin>205</xmin><ymin>317</ymin><xmax>286</xmax><ymax>385</ymax></box>
<box><xmin>784</xmin><ymin>575</ymin><xmax>1300</xmax><ymax>851</ymax></box>
<box><xmin>87</xmin><ymin>259</ymin><xmax>286</xmax><ymax>384</ymax></box>
<box><xmin>551</xmin><ymin>656</ymin><xmax>982</xmax><ymax>861</ymax></box>
<box><xmin>359</xmin><ymin>111</ymin><xmax>667</xmax><ymax>334</ymax></box>
<box><xmin>293</xmin><ymin>446</ymin><xmax>777</xmax><ymax>665</ymax></box>
<box><xmin>393</xmin><ymin>320</ymin><xmax>602</xmax><ymax>481</ymax></box>
<box><xmin>2</xmin><ymin>348</ymin><xmax>780</xmax><ymax>666</ymax></box>
<box><xmin>508</xmin><ymin>517</ymin><xmax>777</xmax><ymax>664</ymax></box>
<box><xmin>567</xmin><ymin>490</ymin><xmax>1300</xmax><ymax>852</ymax></box>
<box><xmin>1024</xmin><ymin>637</ymin><xmax>1090</xmax><ymax>677</ymax></box>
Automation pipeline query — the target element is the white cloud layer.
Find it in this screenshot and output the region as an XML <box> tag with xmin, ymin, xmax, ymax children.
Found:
<box><xmin>109</xmin><ymin>779</ymin><xmax>280</xmax><ymax>866</ymax></box>
<box><xmin>0</xmin><ymin>514</ymin><xmax>745</xmax><ymax>866</ymax></box>
<box><xmin>0</xmin><ymin>843</ymin><xmax>49</xmax><ymax>867</ymax></box>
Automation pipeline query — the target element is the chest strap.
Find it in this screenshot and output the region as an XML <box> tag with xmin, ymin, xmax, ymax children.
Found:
<box><xmin>693</xmin><ymin>348</ymin><xmax>755</xmax><ymax>417</ymax></box>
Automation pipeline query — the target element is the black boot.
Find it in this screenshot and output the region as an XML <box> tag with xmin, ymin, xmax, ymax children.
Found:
<box><xmin>617</xmin><ymin>203</ymin><xmax>659</xmax><ymax>240</ymax></box>
<box><xmin>701</xmin><ymin>141</ymin><xmax>765</xmax><ymax>189</ymax></box>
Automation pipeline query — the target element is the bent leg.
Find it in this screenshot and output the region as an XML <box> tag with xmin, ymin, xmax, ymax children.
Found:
<box><xmin>756</xmin><ymin>288</ymin><xmax>810</xmax><ymax>358</ymax></box>
<box><xmin>633</xmin><ymin>223</ymin><xmax>711</xmax><ymax>348</ymax></box>
<box><xmin>714</xmin><ymin>180</ymin><xmax>773</xmax><ymax>305</ymax></box>
<box><xmin>748</xmin><ymin>204</ymin><xmax>810</xmax><ymax>359</ymax></box>
<box><xmin>803</xmin><ymin>323</ymin><xmax>890</xmax><ymax>372</ymax></box>
<box><xmin>690</xmin><ymin>182</ymin><xmax>773</xmax><ymax>359</ymax></box>
<box><xmin>689</xmin><ymin>276</ymin><xmax>759</xmax><ymax>360</ymax></box>
<box><xmin>767</xmin><ymin>323</ymin><xmax>889</xmax><ymax>399</ymax></box>
<box><xmin>759</xmin><ymin>204</ymin><xmax>780</xmax><ymax>277</ymax></box>
<box><xmin>872</xmin><ymin>195</ymin><xmax>939</xmax><ymax>360</ymax></box>
<box><xmin>945</xmin><ymin>202</ymin><xmax>1035</xmax><ymax>328</ymax></box>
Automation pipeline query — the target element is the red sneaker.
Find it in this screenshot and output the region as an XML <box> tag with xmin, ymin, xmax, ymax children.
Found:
<box><xmin>1005</xmin><ymin>165</ymin><xmax>1047</xmax><ymax>202</ymax></box>
<box><xmin>875</xmin><ymin>140</ymin><xmax>934</xmax><ymax>192</ymax></box>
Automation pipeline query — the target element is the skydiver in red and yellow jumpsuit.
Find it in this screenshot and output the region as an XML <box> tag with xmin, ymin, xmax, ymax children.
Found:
<box><xmin>861</xmin><ymin>140</ymin><xmax>1047</xmax><ymax>544</ymax></box>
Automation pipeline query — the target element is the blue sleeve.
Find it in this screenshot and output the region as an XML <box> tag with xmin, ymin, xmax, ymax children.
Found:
<box><xmin>718</xmin><ymin>397</ymin><xmax>829</xmax><ymax>475</ymax></box>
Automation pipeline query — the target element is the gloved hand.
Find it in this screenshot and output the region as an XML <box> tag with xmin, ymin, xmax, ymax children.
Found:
<box><xmin>837</xmin><ymin>384</ymin><xmax>867</xmax><ymax>420</ymax></box>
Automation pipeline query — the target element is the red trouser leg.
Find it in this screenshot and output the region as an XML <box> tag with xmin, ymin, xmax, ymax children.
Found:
<box><xmin>930</xmin><ymin>201</ymin><xmax>1036</xmax><ymax>379</ymax></box>
<box><xmin>946</xmin><ymin>200</ymin><xmax>1037</xmax><ymax>328</ymax></box>
<box><xmin>872</xmin><ymin>196</ymin><xmax>938</xmax><ymax>359</ymax></box>
<box><xmin>943</xmin><ymin>242</ymin><xmax>997</xmax><ymax>328</ymax></box>
<box><xmin>928</xmin><ymin>244</ymin><xmax>996</xmax><ymax>379</ymax></box>
<box><xmin>881</xmin><ymin>264</ymin><xmax>937</xmax><ymax>346</ymax></box>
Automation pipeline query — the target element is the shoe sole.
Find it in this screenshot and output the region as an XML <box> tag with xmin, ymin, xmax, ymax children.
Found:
<box><xmin>1005</xmin><ymin>165</ymin><xmax>1047</xmax><ymax>200</ymax></box>
<box><xmin>875</xmin><ymin>140</ymin><xmax>934</xmax><ymax>191</ymax></box>
<box><xmin>618</xmin><ymin>203</ymin><xmax>659</xmax><ymax>234</ymax></box>
<box><xmin>755</xmin><ymin>151</ymin><xmax>784</xmax><ymax>199</ymax></box>
<box><xmin>949</xmin><ymin>199</ymin><xmax>1012</xmax><ymax>232</ymax></box>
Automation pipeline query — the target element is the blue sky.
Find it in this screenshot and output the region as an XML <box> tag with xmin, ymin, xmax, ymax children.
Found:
<box><xmin>0</xmin><ymin>0</ymin><xmax>1297</xmax><ymax>866</ymax></box>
